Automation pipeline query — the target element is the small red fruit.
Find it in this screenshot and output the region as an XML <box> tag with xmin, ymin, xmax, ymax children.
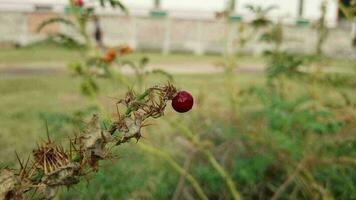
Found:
<box><xmin>74</xmin><ymin>0</ymin><xmax>84</xmax><ymax>7</ymax></box>
<box><xmin>172</xmin><ymin>91</ymin><xmax>194</xmax><ymax>113</ymax></box>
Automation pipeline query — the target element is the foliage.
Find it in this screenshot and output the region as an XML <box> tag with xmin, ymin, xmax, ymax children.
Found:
<box><xmin>314</xmin><ymin>0</ymin><xmax>329</xmax><ymax>55</ymax></box>
<box><xmin>1</xmin><ymin>1</ymin><xmax>356</xmax><ymax>200</ymax></box>
<box><xmin>0</xmin><ymin>84</ymin><xmax>181</xmax><ymax>199</ymax></box>
<box><xmin>246</xmin><ymin>4</ymin><xmax>277</xmax><ymax>29</ymax></box>
<box><xmin>264</xmin><ymin>52</ymin><xmax>314</xmax><ymax>79</ymax></box>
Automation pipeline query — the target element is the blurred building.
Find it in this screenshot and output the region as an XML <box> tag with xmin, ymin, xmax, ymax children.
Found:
<box><xmin>0</xmin><ymin>0</ymin><xmax>341</xmax><ymax>25</ymax></box>
<box><xmin>0</xmin><ymin>0</ymin><xmax>354</xmax><ymax>57</ymax></box>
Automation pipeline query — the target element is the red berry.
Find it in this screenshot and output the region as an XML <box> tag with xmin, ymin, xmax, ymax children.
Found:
<box><xmin>172</xmin><ymin>91</ymin><xmax>193</xmax><ymax>113</ymax></box>
<box><xmin>74</xmin><ymin>0</ymin><xmax>84</xmax><ymax>7</ymax></box>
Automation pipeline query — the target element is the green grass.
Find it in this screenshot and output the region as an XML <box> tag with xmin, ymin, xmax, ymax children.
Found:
<box><xmin>0</xmin><ymin>59</ymin><xmax>355</xmax><ymax>199</ymax></box>
<box><xmin>0</xmin><ymin>71</ymin><xmax>356</xmax><ymax>199</ymax></box>
<box><xmin>0</xmin><ymin>44</ymin><xmax>81</xmax><ymax>64</ymax></box>
<box><xmin>0</xmin><ymin>43</ymin><xmax>224</xmax><ymax>65</ymax></box>
<box><xmin>1</xmin><ymin>44</ymin><xmax>355</xmax><ymax>70</ymax></box>
<box><xmin>0</xmin><ymin>73</ymin><xmax>265</xmax><ymax>199</ymax></box>
<box><xmin>0</xmin><ymin>73</ymin><xmax>263</xmax><ymax>163</ymax></box>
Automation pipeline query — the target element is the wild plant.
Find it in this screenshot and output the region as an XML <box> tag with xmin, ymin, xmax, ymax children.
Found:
<box><xmin>314</xmin><ymin>0</ymin><xmax>329</xmax><ymax>56</ymax></box>
<box><xmin>0</xmin><ymin>84</ymin><xmax>197</xmax><ymax>200</ymax></box>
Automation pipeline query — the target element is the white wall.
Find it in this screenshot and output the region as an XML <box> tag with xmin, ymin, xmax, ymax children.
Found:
<box><xmin>0</xmin><ymin>0</ymin><xmax>339</xmax><ymax>26</ymax></box>
<box><xmin>162</xmin><ymin>0</ymin><xmax>224</xmax><ymax>12</ymax></box>
<box><xmin>0</xmin><ymin>0</ymin><xmax>67</xmax><ymax>12</ymax></box>
<box><xmin>120</xmin><ymin>0</ymin><xmax>152</xmax><ymax>9</ymax></box>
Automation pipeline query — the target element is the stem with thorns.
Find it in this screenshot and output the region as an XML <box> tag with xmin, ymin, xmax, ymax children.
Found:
<box><xmin>0</xmin><ymin>84</ymin><xmax>178</xmax><ymax>200</ymax></box>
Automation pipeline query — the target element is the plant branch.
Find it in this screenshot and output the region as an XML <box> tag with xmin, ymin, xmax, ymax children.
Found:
<box><xmin>138</xmin><ymin>143</ymin><xmax>209</xmax><ymax>200</ymax></box>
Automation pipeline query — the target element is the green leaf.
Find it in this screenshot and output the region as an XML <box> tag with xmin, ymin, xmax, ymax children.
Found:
<box><xmin>150</xmin><ymin>69</ymin><xmax>173</xmax><ymax>81</ymax></box>
<box><xmin>122</xmin><ymin>60</ymin><xmax>139</xmax><ymax>73</ymax></box>
<box><xmin>81</xmin><ymin>77</ymin><xmax>99</xmax><ymax>97</ymax></box>
<box><xmin>110</xmin><ymin>0</ymin><xmax>128</xmax><ymax>13</ymax></box>
<box><xmin>37</xmin><ymin>17</ymin><xmax>77</xmax><ymax>33</ymax></box>
<box><xmin>68</xmin><ymin>62</ymin><xmax>83</xmax><ymax>75</ymax></box>
<box><xmin>100</xmin><ymin>0</ymin><xmax>105</xmax><ymax>7</ymax></box>
<box><xmin>139</xmin><ymin>57</ymin><xmax>150</xmax><ymax>68</ymax></box>
<box><xmin>48</xmin><ymin>33</ymin><xmax>84</xmax><ymax>49</ymax></box>
<box><xmin>99</xmin><ymin>0</ymin><xmax>128</xmax><ymax>14</ymax></box>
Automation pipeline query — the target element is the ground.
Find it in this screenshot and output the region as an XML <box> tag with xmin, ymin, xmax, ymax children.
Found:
<box><xmin>0</xmin><ymin>44</ymin><xmax>355</xmax><ymax>75</ymax></box>
<box><xmin>0</xmin><ymin>45</ymin><xmax>355</xmax><ymax>199</ymax></box>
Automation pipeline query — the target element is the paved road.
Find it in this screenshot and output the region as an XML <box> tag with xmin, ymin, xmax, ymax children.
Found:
<box><xmin>0</xmin><ymin>62</ymin><xmax>265</xmax><ymax>76</ymax></box>
<box><xmin>0</xmin><ymin>62</ymin><xmax>351</xmax><ymax>76</ymax></box>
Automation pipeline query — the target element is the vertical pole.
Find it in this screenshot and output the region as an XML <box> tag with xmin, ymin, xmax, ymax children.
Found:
<box><xmin>352</xmin><ymin>23</ymin><xmax>356</xmax><ymax>47</ymax></box>
<box><xmin>130</xmin><ymin>17</ymin><xmax>138</xmax><ymax>49</ymax></box>
<box><xmin>298</xmin><ymin>0</ymin><xmax>304</xmax><ymax>18</ymax></box>
<box><xmin>154</xmin><ymin>0</ymin><xmax>161</xmax><ymax>10</ymax></box>
<box><xmin>163</xmin><ymin>17</ymin><xmax>171</xmax><ymax>54</ymax></box>
<box><xmin>227</xmin><ymin>22</ymin><xmax>236</xmax><ymax>55</ymax></box>
<box><xmin>22</xmin><ymin>12</ymin><xmax>29</xmax><ymax>45</ymax></box>
<box><xmin>194</xmin><ymin>20</ymin><xmax>204</xmax><ymax>55</ymax></box>
<box><xmin>229</xmin><ymin>0</ymin><xmax>236</xmax><ymax>14</ymax></box>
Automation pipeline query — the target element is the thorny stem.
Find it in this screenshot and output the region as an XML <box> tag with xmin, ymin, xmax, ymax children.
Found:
<box><xmin>86</xmin><ymin>85</ymin><xmax>208</xmax><ymax>200</ymax></box>
<box><xmin>107</xmin><ymin>87</ymin><xmax>155</xmax><ymax>135</ymax></box>
<box><xmin>0</xmin><ymin>84</ymin><xmax>177</xmax><ymax>200</ymax></box>
<box><xmin>125</xmin><ymin>88</ymin><xmax>152</xmax><ymax>116</ymax></box>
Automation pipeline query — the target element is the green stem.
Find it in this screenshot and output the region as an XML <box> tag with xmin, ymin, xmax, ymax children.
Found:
<box><xmin>169</xmin><ymin>120</ymin><xmax>243</xmax><ymax>200</ymax></box>
<box><xmin>109</xmin><ymin>68</ymin><xmax>132</xmax><ymax>88</ymax></box>
<box><xmin>337</xmin><ymin>1</ymin><xmax>356</xmax><ymax>22</ymax></box>
<box><xmin>125</xmin><ymin>88</ymin><xmax>152</xmax><ymax>116</ymax></box>
<box><xmin>203</xmin><ymin>151</ymin><xmax>242</xmax><ymax>200</ymax></box>
<box><xmin>138</xmin><ymin>143</ymin><xmax>209</xmax><ymax>200</ymax></box>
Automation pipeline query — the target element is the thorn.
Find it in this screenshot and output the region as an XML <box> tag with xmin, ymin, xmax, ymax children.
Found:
<box><xmin>21</xmin><ymin>154</ymin><xmax>31</xmax><ymax>178</ymax></box>
<box><xmin>112</xmin><ymin>154</ymin><xmax>121</xmax><ymax>160</ymax></box>
<box><xmin>141</xmin><ymin>122</ymin><xmax>154</xmax><ymax>128</ymax></box>
<box><xmin>69</xmin><ymin>138</ymin><xmax>72</xmax><ymax>159</ymax></box>
<box><xmin>15</xmin><ymin>151</ymin><xmax>24</xmax><ymax>170</ymax></box>
<box><xmin>138</xmin><ymin>134</ymin><xmax>147</xmax><ymax>142</ymax></box>
<box><xmin>29</xmin><ymin>187</ymin><xmax>38</xmax><ymax>200</ymax></box>
<box><xmin>104</xmin><ymin>96</ymin><xmax>120</xmax><ymax>101</ymax></box>
<box><xmin>116</xmin><ymin>103</ymin><xmax>121</xmax><ymax>120</ymax></box>
<box><xmin>71</xmin><ymin>140</ymin><xmax>78</xmax><ymax>152</ymax></box>
<box><xmin>101</xmin><ymin>131</ymin><xmax>107</xmax><ymax>143</ymax></box>
<box><xmin>73</xmin><ymin>131</ymin><xmax>78</xmax><ymax>139</ymax></box>
<box><xmin>24</xmin><ymin>154</ymin><xmax>31</xmax><ymax>169</ymax></box>
<box><xmin>135</xmin><ymin>134</ymin><xmax>141</xmax><ymax>143</ymax></box>
<box><xmin>44</xmin><ymin>120</ymin><xmax>51</xmax><ymax>143</ymax></box>
<box><xmin>36</xmin><ymin>142</ymin><xmax>40</xmax><ymax>149</ymax></box>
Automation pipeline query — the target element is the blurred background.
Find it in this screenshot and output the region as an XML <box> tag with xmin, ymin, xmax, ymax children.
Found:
<box><xmin>0</xmin><ymin>0</ymin><xmax>355</xmax><ymax>55</ymax></box>
<box><xmin>0</xmin><ymin>0</ymin><xmax>355</xmax><ymax>200</ymax></box>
